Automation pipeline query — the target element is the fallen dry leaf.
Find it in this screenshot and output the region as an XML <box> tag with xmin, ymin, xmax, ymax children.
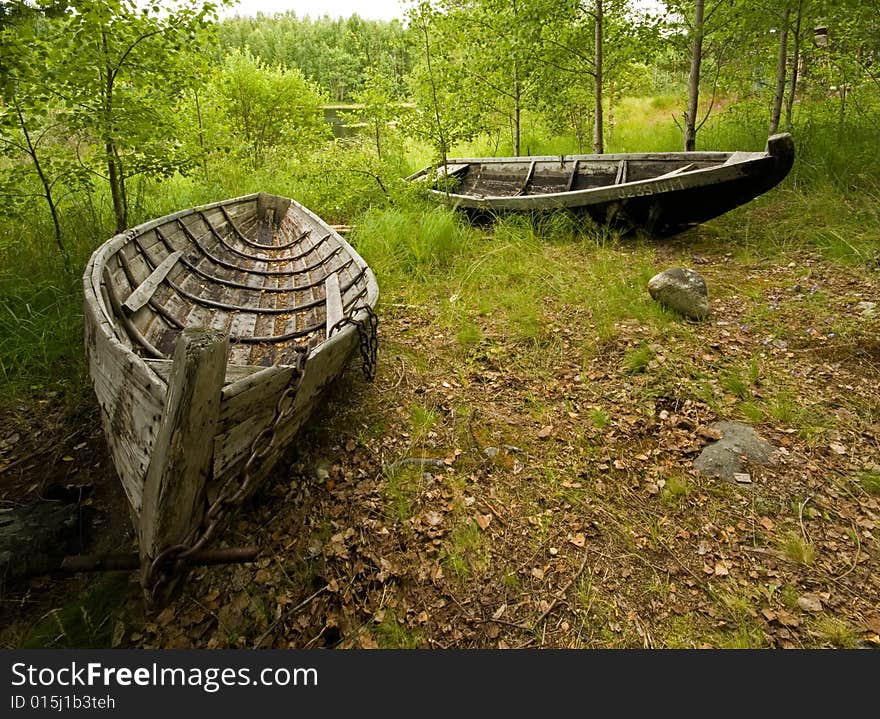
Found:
<box><xmin>474</xmin><ymin>513</ymin><xmax>492</xmax><ymax>531</ymax></box>
<box><xmin>569</xmin><ymin>533</ymin><xmax>586</xmax><ymax>548</ymax></box>
<box><xmin>776</xmin><ymin>610</ymin><xmax>801</xmax><ymax>627</ymax></box>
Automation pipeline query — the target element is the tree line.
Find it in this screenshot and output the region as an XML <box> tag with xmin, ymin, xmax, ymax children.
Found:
<box><xmin>1</xmin><ymin>0</ymin><xmax>877</xmax><ymax>255</ymax></box>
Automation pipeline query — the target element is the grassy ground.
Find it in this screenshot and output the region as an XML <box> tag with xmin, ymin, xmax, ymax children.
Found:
<box><xmin>1</xmin><ymin>96</ymin><xmax>878</xmax><ymax>649</ymax></box>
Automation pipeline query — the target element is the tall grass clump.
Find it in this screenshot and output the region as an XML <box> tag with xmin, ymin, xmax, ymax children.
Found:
<box><xmin>0</xmin><ymin>218</ymin><xmax>94</xmax><ymax>405</ymax></box>
<box><xmin>351</xmin><ymin>203</ymin><xmax>475</xmax><ymax>282</ymax></box>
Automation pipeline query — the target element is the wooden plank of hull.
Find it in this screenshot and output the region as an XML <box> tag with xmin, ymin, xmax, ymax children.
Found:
<box><xmin>324</xmin><ymin>273</ymin><xmax>343</xmax><ymax>337</ymax></box>
<box><xmin>83</xmin><ymin>287</ymin><xmax>165</xmax><ymax>515</ymax></box>
<box><xmin>211</xmin><ymin>329</ymin><xmax>358</xmax><ymax>488</ymax></box>
<box><xmin>140</xmin><ymin>329</ymin><xmax>228</xmax><ymax>561</ymax></box>
<box><xmin>144</xmin><ymin>359</ymin><xmax>265</xmax><ymax>385</ymax></box>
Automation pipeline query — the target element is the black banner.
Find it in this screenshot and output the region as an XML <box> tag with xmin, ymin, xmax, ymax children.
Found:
<box><xmin>0</xmin><ymin>649</ymin><xmax>871</xmax><ymax>716</ymax></box>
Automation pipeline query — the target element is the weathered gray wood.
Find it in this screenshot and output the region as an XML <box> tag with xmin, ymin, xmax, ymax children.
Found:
<box><xmin>82</xmin><ymin>191</ymin><xmax>379</xmax><ymax>588</ymax></box>
<box><xmin>515</xmin><ymin>160</ymin><xmax>537</xmax><ymax>196</ymax></box>
<box><xmin>102</xmin><ymin>268</ymin><xmax>163</xmax><ymax>358</ymax></box>
<box><xmin>139</xmin><ymin>329</ymin><xmax>228</xmax><ymax>561</ymax></box>
<box><xmin>144</xmin><ymin>358</ymin><xmax>263</xmax><ymax>385</ymax></box>
<box><xmin>212</xmin><ymin>330</ymin><xmax>356</xmax><ymax>481</ymax></box>
<box><xmin>218</xmin><ymin>365</ymin><xmax>297</xmax><ymax>433</ymax></box>
<box><xmin>566</xmin><ymin>159</ymin><xmax>580</xmax><ymax>191</ymax></box>
<box><xmin>407</xmin><ymin>135</ymin><xmax>795</xmax><ymax>238</ymax></box>
<box><xmin>653</xmin><ymin>163</ymin><xmax>695</xmax><ymax>180</ymax></box>
<box><xmin>123</xmin><ymin>250</ymin><xmax>182</xmax><ymax>312</ymax></box>
<box><xmin>324</xmin><ymin>273</ymin><xmax>343</xmax><ymax>337</ymax></box>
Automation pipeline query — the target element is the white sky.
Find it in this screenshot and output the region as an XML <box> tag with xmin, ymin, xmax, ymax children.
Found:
<box><xmin>221</xmin><ymin>0</ymin><xmax>667</xmax><ymax>21</ymax></box>
<box><xmin>220</xmin><ymin>0</ymin><xmax>408</xmax><ymax>20</ymax></box>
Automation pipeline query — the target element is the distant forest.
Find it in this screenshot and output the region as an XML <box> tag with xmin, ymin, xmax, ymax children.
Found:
<box><xmin>216</xmin><ymin>13</ymin><xmax>415</xmax><ymax>101</ymax></box>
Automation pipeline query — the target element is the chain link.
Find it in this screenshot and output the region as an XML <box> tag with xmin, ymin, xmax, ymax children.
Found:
<box><xmin>329</xmin><ymin>304</ymin><xmax>379</xmax><ymax>381</ymax></box>
<box><xmin>144</xmin><ymin>303</ymin><xmax>378</xmax><ymax>601</ymax></box>
<box><xmin>144</xmin><ymin>348</ymin><xmax>309</xmax><ymax>602</ymax></box>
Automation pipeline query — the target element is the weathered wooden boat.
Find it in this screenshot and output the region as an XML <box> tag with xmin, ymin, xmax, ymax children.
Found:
<box><xmin>407</xmin><ymin>133</ymin><xmax>794</xmax><ymax>237</ymax></box>
<box><xmin>82</xmin><ymin>192</ymin><xmax>378</xmax><ymax>604</ymax></box>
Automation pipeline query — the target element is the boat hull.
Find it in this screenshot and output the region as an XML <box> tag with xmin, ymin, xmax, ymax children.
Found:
<box><xmin>82</xmin><ymin>192</ymin><xmax>378</xmax><ymax>581</ymax></box>
<box><xmin>410</xmin><ymin>134</ymin><xmax>795</xmax><ymax>237</ymax></box>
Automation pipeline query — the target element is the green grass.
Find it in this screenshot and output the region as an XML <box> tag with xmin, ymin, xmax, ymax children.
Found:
<box><xmin>781</xmin><ymin>533</ymin><xmax>816</xmax><ymax>566</ymax></box>
<box><xmin>21</xmin><ymin>574</ymin><xmax>133</xmax><ymax>648</ymax></box>
<box><xmin>621</xmin><ymin>344</ymin><xmax>654</xmax><ymax>375</ymax></box>
<box><xmin>371</xmin><ymin>609</ymin><xmax>421</xmax><ymax>649</ymax></box>
<box><xmin>441</xmin><ymin>520</ymin><xmax>487</xmax><ymax>579</ymax></box>
<box><xmin>859</xmin><ymin>469</ymin><xmax>880</xmax><ymax>495</ymax></box>
<box><xmin>811</xmin><ymin>617</ymin><xmax>858</xmax><ymax>648</ymax></box>
<box><xmin>660</xmin><ymin>475</ymin><xmax>690</xmax><ymax>505</ymax></box>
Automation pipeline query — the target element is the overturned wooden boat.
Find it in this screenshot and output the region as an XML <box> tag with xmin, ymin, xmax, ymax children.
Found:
<box><xmin>408</xmin><ymin>133</ymin><xmax>794</xmax><ymax>237</ymax></box>
<box><xmin>82</xmin><ymin>192</ymin><xmax>378</xmax><ymax>604</ymax></box>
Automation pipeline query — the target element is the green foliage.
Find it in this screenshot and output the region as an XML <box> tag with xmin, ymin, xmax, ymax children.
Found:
<box><xmin>621</xmin><ymin>343</ymin><xmax>654</xmax><ymax>374</ymax></box>
<box><xmin>345</xmin><ymin>65</ymin><xmax>407</xmax><ymax>160</ymax></box>
<box><xmin>215</xmin><ymin>12</ymin><xmax>415</xmax><ymax>102</ymax></box>
<box><xmin>781</xmin><ymin>532</ymin><xmax>816</xmax><ymax>565</ymax></box>
<box><xmin>212</xmin><ymin>48</ymin><xmax>330</xmax><ymax>168</ymax></box>
<box><xmin>51</xmin><ymin>0</ymin><xmax>219</xmax><ymax>230</ymax></box>
<box><xmin>859</xmin><ymin>469</ymin><xmax>880</xmax><ymax>496</ymax></box>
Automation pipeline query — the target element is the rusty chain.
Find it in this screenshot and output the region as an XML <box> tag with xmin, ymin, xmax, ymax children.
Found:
<box><xmin>144</xmin><ymin>305</ymin><xmax>378</xmax><ymax>601</ymax></box>
<box><xmin>144</xmin><ymin>347</ymin><xmax>309</xmax><ymax>601</ymax></box>
<box><xmin>329</xmin><ymin>304</ymin><xmax>379</xmax><ymax>381</ymax></box>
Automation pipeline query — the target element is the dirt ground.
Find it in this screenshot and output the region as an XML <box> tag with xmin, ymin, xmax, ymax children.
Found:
<box><xmin>1</xmin><ymin>235</ymin><xmax>878</xmax><ymax>649</ymax></box>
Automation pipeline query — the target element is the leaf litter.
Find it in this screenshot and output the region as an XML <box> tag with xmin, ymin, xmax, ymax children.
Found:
<box><xmin>1</xmin><ymin>242</ymin><xmax>878</xmax><ymax>650</ymax></box>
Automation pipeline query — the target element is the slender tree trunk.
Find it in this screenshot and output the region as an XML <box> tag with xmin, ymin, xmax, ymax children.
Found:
<box><xmin>193</xmin><ymin>88</ymin><xmax>208</xmax><ymax>176</ymax></box>
<box><xmin>512</xmin><ymin>0</ymin><xmax>521</xmax><ymax>156</ymax></box>
<box><xmin>14</xmin><ymin>99</ymin><xmax>67</xmax><ymax>264</ymax></box>
<box><xmin>785</xmin><ymin>0</ymin><xmax>803</xmax><ymax>129</ymax></box>
<box><xmin>593</xmin><ymin>0</ymin><xmax>604</xmax><ymax>153</ymax></box>
<box><xmin>607</xmin><ymin>79</ymin><xmax>615</xmax><ymax>141</ymax></box>
<box><xmin>103</xmin><ymin>30</ymin><xmax>127</xmax><ymax>232</ymax></box>
<box><xmin>513</xmin><ymin>69</ymin><xmax>521</xmax><ymax>157</ymax></box>
<box><xmin>684</xmin><ymin>0</ymin><xmax>705</xmax><ymax>151</ymax></box>
<box><xmin>420</xmin><ymin>21</ymin><xmax>448</xmax><ymax>179</ymax></box>
<box><xmin>107</xmin><ymin>142</ymin><xmax>127</xmax><ymax>232</ymax></box>
<box><xmin>769</xmin><ymin>2</ymin><xmax>791</xmax><ymax>134</ymax></box>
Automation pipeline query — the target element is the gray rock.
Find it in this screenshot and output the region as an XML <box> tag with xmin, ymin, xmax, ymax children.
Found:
<box><xmin>694</xmin><ymin>421</ymin><xmax>776</xmax><ymax>483</ymax></box>
<box><xmin>855</xmin><ymin>300</ymin><xmax>876</xmax><ymax>318</ymax></box>
<box><xmin>0</xmin><ymin>501</ymin><xmax>83</xmax><ymax>583</ymax></box>
<box><xmin>483</xmin><ymin>447</ymin><xmax>499</xmax><ymax>458</ymax></box>
<box><xmin>648</xmin><ymin>267</ymin><xmax>710</xmax><ymax>320</ymax></box>
<box><xmin>313</xmin><ymin>458</ymin><xmax>331</xmax><ymax>482</ymax></box>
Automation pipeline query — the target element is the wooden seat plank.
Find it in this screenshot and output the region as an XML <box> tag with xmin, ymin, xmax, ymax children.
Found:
<box><xmin>122</xmin><ymin>251</ymin><xmax>183</xmax><ymax>313</ymax></box>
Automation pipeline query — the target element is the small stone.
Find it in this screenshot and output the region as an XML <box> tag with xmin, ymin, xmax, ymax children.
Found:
<box><xmin>797</xmin><ymin>594</ymin><xmax>824</xmax><ymax>613</ymax></box>
<box><xmin>733</xmin><ymin>472</ymin><xmax>752</xmax><ymax>484</ymax></box>
<box><xmin>855</xmin><ymin>301</ymin><xmax>876</xmax><ymax>318</ymax></box>
<box><xmin>647</xmin><ymin>267</ymin><xmax>710</xmax><ymax>320</ymax></box>
<box><xmin>694</xmin><ymin>421</ymin><xmax>776</xmax><ymax>483</ymax></box>
<box><xmin>313</xmin><ymin>458</ymin><xmax>331</xmax><ymax>481</ymax></box>
<box><xmin>483</xmin><ymin>446</ymin><xmax>499</xmax><ymax>458</ymax></box>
